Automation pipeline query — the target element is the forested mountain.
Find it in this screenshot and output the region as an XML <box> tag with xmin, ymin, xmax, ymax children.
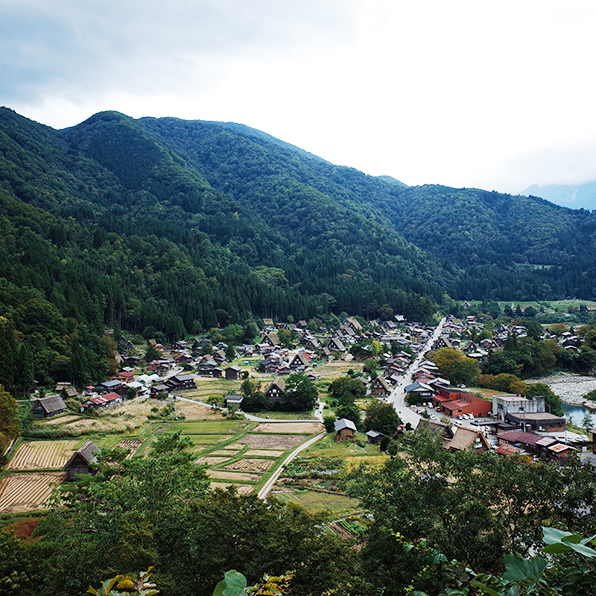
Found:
<box><xmin>1</xmin><ymin>106</ymin><xmax>596</xmax><ymax>385</ymax></box>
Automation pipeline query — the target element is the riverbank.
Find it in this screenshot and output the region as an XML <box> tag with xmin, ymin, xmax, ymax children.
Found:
<box><xmin>528</xmin><ymin>374</ymin><xmax>596</xmax><ymax>411</ymax></box>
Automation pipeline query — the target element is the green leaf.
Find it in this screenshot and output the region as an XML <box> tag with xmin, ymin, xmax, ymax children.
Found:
<box><xmin>213</xmin><ymin>570</ymin><xmax>247</xmax><ymax>596</ymax></box>
<box><xmin>525</xmin><ymin>557</ymin><xmax>548</xmax><ymax>580</ymax></box>
<box><xmin>542</xmin><ymin>526</ymin><xmax>576</xmax><ymax>545</ymax></box>
<box><xmin>502</xmin><ymin>555</ymin><xmax>528</xmax><ymax>582</ymax></box>
<box><xmin>469</xmin><ymin>581</ymin><xmax>500</xmax><ymax>596</ymax></box>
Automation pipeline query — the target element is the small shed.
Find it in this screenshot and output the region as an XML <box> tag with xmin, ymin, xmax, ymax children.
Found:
<box><xmin>225</xmin><ymin>365</ymin><xmax>243</xmax><ymax>381</ymax></box>
<box><xmin>365</xmin><ymin>430</ymin><xmax>385</xmax><ymax>444</ymax></box>
<box><xmin>224</xmin><ymin>394</ymin><xmax>244</xmax><ymax>408</ymax></box>
<box><xmin>63</xmin><ymin>441</ymin><xmax>100</xmax><ymax>480</ymax></box>
<box><xmin>31</xmin><ymin>396</ymin><xmax>66</xmax><ymax>419</ymax></box>
<box><xmin>334</xmin><ymin>418</ymin><xmax>356</xmax><ymax>442</ymax></box>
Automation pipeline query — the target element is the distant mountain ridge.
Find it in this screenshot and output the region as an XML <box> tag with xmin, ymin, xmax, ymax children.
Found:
<box><xmin>522</xmin><ymin>180</ymin><xmax>596</xmax><ymax>210</ymax></box>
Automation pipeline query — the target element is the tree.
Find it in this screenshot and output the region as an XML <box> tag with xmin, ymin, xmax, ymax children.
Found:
<box><xmin>345</xmin><ymin>434</ymin><xmax>596</xmax><ymax>596</ymax></box>
<box><xmin>328</xmin><ymin>377</ymin><xmax>366</xmax><ymax>403</ymax></box>
<box><xmin>432</xmin><ymin>348</ymin><xmax>480</xmax><ymax>386</ymax></box>
<box><xmin>363</xmin><ymin>402</ymin><xmax>400</xmax><ymax>436</ymax></box>
<box><xmin>323</xmin><ymin>415</ymin><xmax>336</xmax><ymax>433</ymax></box>
<box><xmin>284</xmin><ymin>373</ymin><xmax>318</xmax><ymax>411</ymax></box>
<box><xmin>144</xmin><ymin>343</ymin><xmax>161</xmax><ymax>363</ymax></box>
<box><xmin>33</xmin><ymin>432</ymin><xmax>209</xmax><ymax>595</ymax></box>
<box><xmin>335</xmin><ymin>402</ymin><xmax>362</xmax><ymax>428</ymax></box>
<box><xmin>0</xmin><ymin>385</ymin><xmax>19</xmax><ymax>463</ymax></box>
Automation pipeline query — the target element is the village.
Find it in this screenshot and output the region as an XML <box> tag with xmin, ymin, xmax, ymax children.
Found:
<box><xmin>2</xmin><ymin>313</ymin><xmax>596</xmax><ymax>525</ymax></box>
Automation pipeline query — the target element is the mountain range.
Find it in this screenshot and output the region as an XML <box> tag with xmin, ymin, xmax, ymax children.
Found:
<box><xmin>522</xmin><ymin>180</ymin><xmax>596</xmax><ymax>211</ymax></box>
<box><xmin>2</xmin><ymin>106</ymin><xmax>596</xmax><ymax>385</ymax></box>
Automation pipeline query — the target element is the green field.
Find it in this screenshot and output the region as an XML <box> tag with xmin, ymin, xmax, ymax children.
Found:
<box><xmin>170</xmin><ymin>420</ymin><xmax>254</xmax><ymax>434</ymax></box>
<box><xmin>273</xmin><ymin>489</ymin><xmax>361</xmax><ymax>516</ymax></box>
<box><xmin>303</xmin><ymin>433</ymin><xmax>384</xmax><ymax>459</ymax></box>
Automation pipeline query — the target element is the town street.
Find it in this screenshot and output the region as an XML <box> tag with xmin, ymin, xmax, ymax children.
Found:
<box><xmin>388</xmin><ymin>317</ymin><xmax>446</xmax><ymax>427</ymax></box>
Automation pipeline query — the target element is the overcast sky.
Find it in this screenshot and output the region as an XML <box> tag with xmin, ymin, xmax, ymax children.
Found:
<box><xmin>2</xmin><ymin>0</ymin><xmax>596</xmax><ymax>195</ymax></box>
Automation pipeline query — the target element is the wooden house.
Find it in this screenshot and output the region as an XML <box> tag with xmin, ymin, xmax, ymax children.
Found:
<box><xmin>334</xmin><ymin>418</ymin><xmax>356</xmax><ymax>442</ymax></box>
<box><xmin>31</xmin><ymin>396</ymin><xmax>66</xmax><ymax>419</ymax></box>
<box><xmin>63</xmin><ymin>441</ymin><xmax>100</xmax><ymax>480</ymax></box>
<box><xmin>265</xmin><ymin>378</ymin><xmax>287</xmax><ymax>403</ymax></box>
<box><xmin>445</xmin><ymin>427</ymin><xmax>490</xmax><ymax>452</ymax></box>
<box><xmin>365</xmin><ymin>430</ymin><xmax>385</xmax><ymax>444</ymax></box>
<box><xmin>225</xmin><ymin>365</ymin><xmax>243</xmax><ymax>380</ymax></box>
<box><xmin>369</xmin><ymin>377</ymin><xmax>391</xmax><ymax>397</ymax></box>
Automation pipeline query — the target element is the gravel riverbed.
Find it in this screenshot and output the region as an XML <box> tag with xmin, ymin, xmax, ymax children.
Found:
<box><xmin>528</xmin><ymin>374</ymin><xmax>596</xmax><ymax>410</ymax></box>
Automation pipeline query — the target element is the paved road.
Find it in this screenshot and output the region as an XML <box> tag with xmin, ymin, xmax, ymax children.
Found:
<box><xmin>257</xmin><ymin>432</ymin><xmax>327</xmax><ymax>500</ymax></box>
<box><xmin>389</xmin><ymin>317</ymin><xmax>446</xmax><ymax>427</ymax></box>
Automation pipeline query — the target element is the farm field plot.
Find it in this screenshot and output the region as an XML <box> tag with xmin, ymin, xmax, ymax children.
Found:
<box><xmin>207</xmin><ymin>470</ymin><xmax>260</xmax><ymax>482</ymax></box>
<box><xmin>174</xmin><ymin>400</ymin><xmax>224</xmax><ymax>420</ymax></box>
<box><xmin>7</xmin><ymin>441</ymin><xmax>78</xmax><ymax>470</ymax></box>
<box><xmin>303</xmin><ymin>434</ymin><xmax>383</xmax><ymax>458</ymax></box>
<box><xmin>239</xmin><ymin>434</ymin><xmax>306</xmax><ymax>450</ymax></box>
<box><xmin>0</xmin><ymin>473</ymin><xmax>65</xmax><ymax>513</ymax></box>
<box><xmin>171</xmin><ymin>420</ymin><xmax>253</xmax><ymax>434</ymax></box>
<box><xmin>272</xmin><ymin>488</ymin><xmax>360</xmax><ymax>516</ymax></box>
<box><xmin>115</xmin><ymin>439</ymin><xmax>144</xmax><ymax>457</ymax></box>
<box><xmin>245</xmin><ymin>449</ymin><xmax>284</xmax><ymax>457</ymax></box>
<box><xmin>210</xmin><ymin>483</ymin><xmax>253</xmax><ymax>495</ymax></box>
<box><xmin>210</xmin><ymin>449</ymin><xmax>242</xmax><ymax>456</ymax></box>
<box><xmin>196</xmin><ymin>456</ymin><xmax>230</xmax><ymax>466</ymax></box>
<box><xmin>253</xmin><ymin>422</ymin><xmax>323</xmax><ymax>434</ymax></box>
<box><xmin>63</xmin><ymin>401</ymin><xmax>156</xmax><ymax>433</ymax></box>
<box><xmin>186</xmin><ymin>435</ymin><xmax>230</xmax><ymax>448</ymax></box>
<box><xmin>42</xmin><ymin>415</ymin><xmax>82</xmax><ymax>426</ymax></box>
<box><xmin>226</xmin><ymin>459</ymin><xmax>274</xmax><ymax>473</ymax></box>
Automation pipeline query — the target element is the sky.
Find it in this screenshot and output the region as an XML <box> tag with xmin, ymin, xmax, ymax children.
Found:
<box><xmin>2</xmin><ymin>0</ymin><xmax>596</xmax><ymax>196</ymax></box>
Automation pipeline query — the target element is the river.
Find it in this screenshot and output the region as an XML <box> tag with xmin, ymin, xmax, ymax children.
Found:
<box><xmin>528</xmin><ymin>373</ymin><xmax>596</xmax><ymax>427</ymax></box>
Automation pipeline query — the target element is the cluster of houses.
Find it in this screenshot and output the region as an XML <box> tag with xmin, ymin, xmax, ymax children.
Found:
<box><xmin>432</xmin><ymin>313</ymin><xmax>594</xmax><ymax>363</ymax></box>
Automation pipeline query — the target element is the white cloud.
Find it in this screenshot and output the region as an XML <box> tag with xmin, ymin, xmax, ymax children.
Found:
<box><xmin>3</xmin><ymin>0</ymin><xmax>596</xmax><ymax>194</ymax></box>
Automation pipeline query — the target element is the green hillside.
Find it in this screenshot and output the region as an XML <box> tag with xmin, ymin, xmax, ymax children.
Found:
<box><xmin>1</xmin><ymin>106</ymin><xmax>596</xmax><ymax>386</ymax></box>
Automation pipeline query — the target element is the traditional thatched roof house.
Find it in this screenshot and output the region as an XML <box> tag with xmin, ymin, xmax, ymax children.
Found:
<box><xmin>265</xmin><ymin>378</ymin><xmax>287</xmax><ymax>403</ymax></box>
<box><xmin>445</xmin><ymin>427</ymin><xmax>490</xmax><ymax>452</ymax></box>
<box><xmin>31</xmin><ymin>396</ymin><xmax>66</xmax><ymax>419</ymax></box>
<box><xmin>63</xmin><ymin>441</ymin><xmax>100</xmax><ymax>480</ymax></box>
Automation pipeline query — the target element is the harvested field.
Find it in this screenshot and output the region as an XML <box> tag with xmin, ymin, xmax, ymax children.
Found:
<box><xmin>210</xmin><ymin>483</ymin><xmax>253</xmax><ymax>495</ymax></box>
<box><xmin>210</xmin><ymin>449</ymin><xmax>241</xmax><ymax>456</ymax></box>
<box><xmin>195</xmin><ymin>456</ymin><xmax>230</xmax><ymax>466</ymax></box>
<box><xmin>245</xmin><ymin>449</ymin><xmax>284</xmax><ymax>457</ymax></box>
<box><xmin>63</xmin><ymin>401</ymin><xmax>157</xmax><ymax>433</ymax></box>
<box><xmin>7</xmin><ymin>441</ymin><xmax>78</xmax><ymax>470</ymax></box>
<box><xmin>253</xmin><ymin>422</ymin><xmax>323</xmax><ymax>434</ymax></box>
<box><xmin>0</xmin><ymin>473</ymin><xmax>65</xmax><ymax>513</ymax></box>
<box><xmin>42</xmin><ymin>415</ymin><xmax>82</xmax><ymax>425</ymax></box>
<box><xmin>239</xmin><ymin>434</ymin><xmax>306</xmax><ymax>450</ymax></box>
<box><xmin>224</xmin><ymin>443</ymin><xmax>245</xmax><ymax>450</ymax></box>
<box><xmin>226</xmin><ymin>459</ymin><xmax>274</xmax><ymax>472</ymax></box>
<box><xmin>115</xmin><ymin>439</ymin><xmax>144</xmax><ymax>457</ymax></box>
<box><xmin>207</xmin><ymin>470</ymin><xmax>260</xmax><ymax>482</ymax></box>
<box><xmin>175</xmin><ymin>400</ymin><xmax>224</xmax><ymax>420</ymax></box>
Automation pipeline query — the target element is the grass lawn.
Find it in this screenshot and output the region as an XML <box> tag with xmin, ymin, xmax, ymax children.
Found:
<box><xmin>302</xmin><ymin>433</ymin><xmax>382</xmax><ymax>458</ymax></box>
<box><xmin>273</xmin><ymin>489</ymin><xmax>361</xmax><ymax>516</ymax></box>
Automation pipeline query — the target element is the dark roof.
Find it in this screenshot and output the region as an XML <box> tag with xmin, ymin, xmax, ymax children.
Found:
<box><xmin>63</xmin><ymin>440</ymin><xmax>100</xmax><ymax>470</ymax></box>
<box><xmin>497</xmin><ymin>431</ymin><xmax>543</xmax><ymax>446</ymax></box>
<box><xmin>34</xmin><ymin>396</ymin><xmax>66</xmax><ymax>413</ymax></box>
